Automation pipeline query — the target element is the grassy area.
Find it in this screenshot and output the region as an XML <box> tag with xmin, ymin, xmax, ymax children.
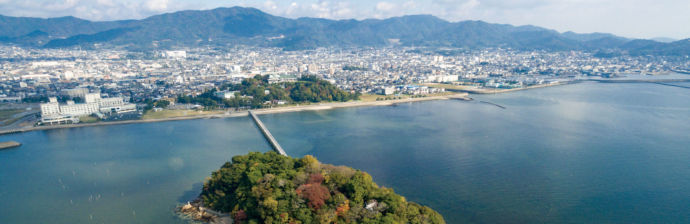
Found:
<box><xmin>420</xmin><ymin>83</ymin><xmax>478</xmax><ymax>91</ymax></box>
<box><xmin>358</xmin><ymin>94</ymin><xmax>412</xmax><ymax>102</ymax></box>
<box><xmin>359</xmin><ymin>92</ymin><xmax>455</xmax><ymax>102</ymax></box>
<box><xmin>359</xmin><ymin>94</ymin><xmax>383</xmax><ymax>102</ymax></box>
<box><xmin>0</xmin><ymin>109</ymin><xmax>24</xmax><ymax>120</ymax></box>
<box><xmin>78</xmin><ymin>116</ymin><xmax>100</xmax><ymax>124</ymax></box>
<box><xmin>142</xmin><ymin>109</ymin><xmax>225</xmax><ymax>120</ymax></box>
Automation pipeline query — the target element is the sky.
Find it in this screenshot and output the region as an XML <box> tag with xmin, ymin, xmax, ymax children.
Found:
<box><xmin>0</xmin><ymin>0</ymin><xmax>688</xmax><ymax>40</ymax></box>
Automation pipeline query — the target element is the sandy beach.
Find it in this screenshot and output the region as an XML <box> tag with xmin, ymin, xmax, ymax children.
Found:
<box><xmin>0</xmin><ymin>93</ymin><xmax>471</xmax><ymax>136</ymax></box>
<box><xmin>2</xmin><ymin>79</ymin><xmax>601</xmax><ymax>137</ymax></box>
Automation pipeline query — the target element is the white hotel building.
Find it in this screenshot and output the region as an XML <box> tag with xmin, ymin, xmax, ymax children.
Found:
<box><xmin>40</xmin><ymin>93</ymin><xmax>136</xmax><ymax>125</ymax></box>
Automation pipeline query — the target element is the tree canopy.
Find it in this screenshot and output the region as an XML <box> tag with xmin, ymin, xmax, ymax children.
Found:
<box><xmin>177</xmin><ymin>75</ymin><xmax>359</xmax><ymax>109</ymax></box>
<box><xmin>200</xmin><ymin>152</ymin><xmax>445</xmax><ymax>224</ymax></box>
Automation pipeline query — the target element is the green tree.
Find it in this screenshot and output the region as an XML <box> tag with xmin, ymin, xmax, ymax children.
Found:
<box><xmin>155</xmin><ymin>100</ymin><xmax>170</xmax><ymax>108</ymax></box>
<box><xmin>199</xmin><ymin>152</ymin><xmax>445</xmax><ymax>224</ymax></box>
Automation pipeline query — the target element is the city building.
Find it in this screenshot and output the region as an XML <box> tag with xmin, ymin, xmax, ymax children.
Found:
<box><xmin>163</xmin><ymin>50</ymin><xmax>187</xmax><ymax>59</ymax></box>
<box><xmin>377</xmin><ymin>87</ymin><xmax>396</xmax><ymax>95</ymax></box>
<box><xmin>61</xmin><ymin>88</ymin><xmax>89</xmax><ymax>99</ymax></box>
<box><xmin>214</xmin><ymin>90</ymin><xmax>237</xmax><ymax>99</ymax></box>
<box><xmin>39</xmin><ymin>94</ymin><xmax>136</xmax><ymax>125</ymax></box>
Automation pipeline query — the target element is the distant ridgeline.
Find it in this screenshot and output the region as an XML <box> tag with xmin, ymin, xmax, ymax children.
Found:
<box><xmin>199</xmin><ymin>152</ymin><xmax>445</xmax><ymax>224</ymax></box>
<box><xmin>0</xmin><ymin>7</ymin><xmax>688</xmax><ymax>56</ymax></box>
<box><xmin>176</xmin><ymin>75</ymin><xmax>359</xmax><ymax>109</ymax></box>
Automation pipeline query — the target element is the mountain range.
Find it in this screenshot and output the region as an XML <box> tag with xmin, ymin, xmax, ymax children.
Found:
<box><xmin>0</xmin><ymin>7</ymin><xmax>688</xmax><ymax>56</ymax></box>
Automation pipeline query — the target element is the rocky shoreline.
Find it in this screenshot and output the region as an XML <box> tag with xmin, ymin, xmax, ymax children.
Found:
<box><xmin>176</xmin><ymin>199</ymin><xmax>232</xmax><ymax>224</ymax></box>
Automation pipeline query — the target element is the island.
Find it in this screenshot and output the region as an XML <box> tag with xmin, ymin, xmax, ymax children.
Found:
<box><xmin>179</xmin><ymin>152</ymin><xmax>445</xmax><ymax>224</ymax></box>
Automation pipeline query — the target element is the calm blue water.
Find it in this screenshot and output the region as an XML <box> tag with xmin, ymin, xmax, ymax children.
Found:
<box><xmin>260</xmin><ymin>81</ymin><xmax>690</xmax><ymax>223</ymax></box>
<box><xmin>1</xmin><ymin>81</ymin><xmax>689</xmax><ymax>223</ymax></box>
<box><xmin>0</xmin><ymin>118</ymin><xmax>270</xmax><ymax>223</ymax></box>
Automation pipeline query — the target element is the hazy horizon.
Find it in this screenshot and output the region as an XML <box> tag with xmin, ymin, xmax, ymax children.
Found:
<box><xmin>0</xmin><ymin>0</ymin><xmax>688</xmax><ymax>40</ymax></box>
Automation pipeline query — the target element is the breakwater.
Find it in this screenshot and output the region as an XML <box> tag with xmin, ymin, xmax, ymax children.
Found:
<box><xmin>670</xmin><ymin>69</ymin><xmax>690</xmax><ymax>75</ymax></box>
<box><xmin>579</xmin><ymin>78</ymin><xmax>690</xmax><ymax>90</ymax></box>
<box><xmin>652</xmin><ymin>82</ymin><xmax>690</xmax><ymax>89</ymax></box>
<box><xmin>248</xmin><ymin>110</ymin><xmax>287</xmax><ymax>156</ymax></box>
<box><xmin>0</xmin><ymin>129</ymin><xmax>24</xmax><ymax>135</ymax></box>
<box><xmin>0</xmin><ymin>141</ymin><xmax>21</xmax><ymax>150</ymax></box>
<box><xmin>583</xmin><ymin>78</ymin><xmax>690</xmax><ymax>83</ymax></box>
<box><xmin>479</xmin><ymin>101</ymin><xmax>507</xmax><ymax>109</ymax></box>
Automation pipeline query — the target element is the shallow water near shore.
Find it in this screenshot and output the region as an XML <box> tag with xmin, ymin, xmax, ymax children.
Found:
<box><xmin>1</xmin><ymin>81</ymin><xmax>689</xmax><ymax>223</ymax></box>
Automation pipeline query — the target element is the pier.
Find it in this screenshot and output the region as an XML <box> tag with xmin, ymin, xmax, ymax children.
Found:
<box><xmin>479</xmin><ymin>101</ymin><xmax>507</xmax><ymax>109</ymax></box>
<box><xmin>652</xmin><ymin>82</ymin><xmax>690</xmax><ymax>89</ymax></box>
<box><xmin>670</xmin><ymin>69</ymin><xmax>690</xmax><ymax>75</ymax></box>
<box><xmin>248</xmin><ymin>111</ymin><xmax>287</xmax><ymax>156</ymax></box>
<box><xmin>583</xmin><ymin>78</ymin><xmax>690</xmax><ymax>83</ymax></box>
<box><xmin>580</xmin><ymin>78</ymin><xmax>690</xmax><ymax>90</ymax></box>
<box><xmin>0</xmin><ymin>141</ymin><xmax>21</xmax><ymax>150</ymax></box>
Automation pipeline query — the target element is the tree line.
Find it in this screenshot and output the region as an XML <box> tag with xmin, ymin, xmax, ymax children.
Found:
<box><xmin>177</xmin><ymin>75</ymin><xmax>359</xmax><ymax>109</ymax></box>
<box><xmin>201</xmin><ymin>152</ymin><xmax>445</xmax><ymax>224</ymax></box>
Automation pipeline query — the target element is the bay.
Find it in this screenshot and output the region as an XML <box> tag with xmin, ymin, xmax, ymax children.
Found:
<box><xmin>260</xmin><ymin>81</ymin><xmax>690</xmax><ymax>223</ymax></box>
<box><xmin>1</xmin><ymin>81</ymin><xmax>689</xmax><ymax>223</ymax></box>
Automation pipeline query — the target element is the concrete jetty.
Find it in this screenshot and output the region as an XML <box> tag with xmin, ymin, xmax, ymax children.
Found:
<box><xmin>0</xmin><ymin>141</ymin><xmax>21</xmax><ymax>150</ymax></box>
<box><xmin>583</xmin><ymin>78</ymin><xmax>690</xmax><ymax>83</ymax></box>
<box><xmin>479</xmin><ymin>101</ymin><xmax>507</xmax><ymax>109</ymax></box>
<box><xmin>248</xmin><ymin>111</ymin><xmax>287</xmax><ymax>156</ymax></box>
<box><xmin>650</xmin><ymin>82</ymin><xmax>690</xmax><ymax>89</ymax></box>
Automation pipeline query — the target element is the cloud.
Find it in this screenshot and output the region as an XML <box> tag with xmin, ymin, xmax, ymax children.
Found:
<box><xmin>44</xmin><ymin>0</ymin><xmax>80</xmax><ymax>11</ymax></box>
<box><xmin>96</xmin><ymin>0</ymin><xmax>115</xmax><ymax>7</ymax></box>
<box><xmin>251</xmin><ymin>0</ymin><xmax>359</xmax><ymax>19</ymax></box>
<box><xmin>375</xmin><ymin>2</ymin><xmax>396</xmax><ymax>11</ymax></box>
<box><xmin>373</xmin><ymin>1</ymin><xmax>399</xmax><ymax>18</ymax></box>
<box><xmin>430</xmin><ymin>0</ymin><xmax>481</xmax><ymax>20</ymax></box>
<box><xmin>262</xmin><ymin>0</ymin><xmax>278</xmax><ymax>10</ymax></box>
<box><xmin>145</xmin><ymin>0</ymin><xmax>170</xmax><ymax>12</ymax></box>
<box><xmin>0</xmin><ymin>0</ymin><xmax>187</xmax><ymax>20</ymax></box>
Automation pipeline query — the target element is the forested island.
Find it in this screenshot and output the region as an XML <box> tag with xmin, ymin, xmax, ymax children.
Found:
<box><xmin>176</xmin><ymin>75</ymin><xmax>360</xmax><ymax>109</ymax></box>
<box><xmin>181</xmin><ymin>152</ymin><xmax>445</xmax><ymax>224</ymax></box>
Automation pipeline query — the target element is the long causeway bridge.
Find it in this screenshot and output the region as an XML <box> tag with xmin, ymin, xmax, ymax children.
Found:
<box><xmin>248</xmin><ymin>110</ymin><xmax>287</xmax><ymax>156</ymax></box>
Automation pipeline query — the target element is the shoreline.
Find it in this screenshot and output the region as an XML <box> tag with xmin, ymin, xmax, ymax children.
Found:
<box><xmin>252</xmin><ymin>93</ymin><xmax>470</xmax><ymax>115</ymax></box>
<box><xmin>426</xmin><ymin>74</ymin><xmax>690</xmax><ymax>94</ymax></box>
<box><xmin>8</xmin><ymin>75</ymin><xmax>685</xmax><ymax>136</ymax></box>
<box><xmin>0</xmin><ymin>93</ymin><xmax>471</xmax><ymax>136</ymax></box>
<box><xmin>176</xmin><ymin>199</ymin><xmax>231</xmax><ymax>224</ymax></box>
<box><xmin>436</xmin><ymin>81</ymin><xmax>572</xmax><ymax>94</ymax></box>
